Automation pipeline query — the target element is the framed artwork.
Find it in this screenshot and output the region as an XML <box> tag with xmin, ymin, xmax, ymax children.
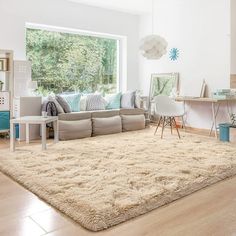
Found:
<box><xmin>149</xmin><ymin>73</ymin><xmax>179</xmax><ymax>102</ymax></box>
<box><xmin>148</xmin><ymin>73</ymin><xmax>179</xmax><ymax>119</ymax></box>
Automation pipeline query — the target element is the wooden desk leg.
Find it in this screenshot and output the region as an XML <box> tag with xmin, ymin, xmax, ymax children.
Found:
<box><xmin>226</xmin><ymin>101</ymin><xmax>232</xmax><ymax>120</ymax></box>
<box><xmin>211</xmin><ymin>102</ymin><xmax>218</xmax><ymax>138</ymax></box>
<box><xmin>41</xmin><ymin>123</ymin><xmax>47</xmax><ymax>150</ymax></box>
<box><xmin>53</xmin><ymin>120</ymin><xmax>59</xmax><ymax>143</ymax></box>
<box><xmin>10</xmin><ymin>122</ymin><xmax>15</xmax><ymax>152</ymax></box>
<box><xmin>209</xmin><ymin>103</ymin><xmax>220</xmax><ymax>137</ymax></box>
<box><xmin>26</xmin><ymin>123</ymin><xmax>30</xmax><ymax>144</ymax></box>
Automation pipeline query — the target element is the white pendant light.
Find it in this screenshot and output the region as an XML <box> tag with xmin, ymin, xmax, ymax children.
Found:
<box><xmin>140</xmin><ymin>0</ymin><xmax>168</xmax><ymax>60</ymax></box>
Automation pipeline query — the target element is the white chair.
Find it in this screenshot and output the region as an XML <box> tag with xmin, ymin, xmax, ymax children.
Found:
<box><xmin>154</xmin><ymin>95</ymin><xmax>185</xmax><ymax>139</ymax></box>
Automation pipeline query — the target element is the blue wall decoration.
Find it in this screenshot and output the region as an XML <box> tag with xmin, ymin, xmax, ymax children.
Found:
<box><xmin>169</xmin><ymin>48</ymin><xmax>179</xmax><ymax>61</ymax></box>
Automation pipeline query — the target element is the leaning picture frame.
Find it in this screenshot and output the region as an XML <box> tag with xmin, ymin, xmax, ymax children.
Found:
<box><xmin>148</xmin><ymin>73</ymin><xmax>179</xmax><ymax>120</ymax></box>
<box><xmin>149</xmin><ymin>73</ymin><xmax>179</xmax><ymax>102</ymax></box>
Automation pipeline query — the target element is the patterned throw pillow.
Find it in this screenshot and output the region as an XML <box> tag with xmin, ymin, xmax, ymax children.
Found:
<box><xmin>105</xmin><ymin>92</ymin><xmax>122</xmax><ymax>109</ymax></box>
<box><xmin>61</xmin><ymin>93</ymin><xmax>81</xmax><ymax>112</ymax></box>
<box><xmin>121</xmin><ymin>91</ymin><xmax>136</xmax><ymax>108</ymax></box>
<box><xmin>86</xmin><ymin>94</ymin><xmax>107</xmax><ymax>111</ymax></box>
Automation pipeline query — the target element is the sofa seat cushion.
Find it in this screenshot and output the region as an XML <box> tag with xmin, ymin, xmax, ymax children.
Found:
<box><xmin>92</xmin><ymin>116</ymin><xmax>122</xmax><ymax>136</ymax></box>
<box><xmin>120</xmin><ymin>108</ymin><xmax>144</xmax><ymax>115</ymax></box>
<box><xmin>58</xmin><ymin>112</ymin><xmax>92</xmax><ymax>121</ymax></box>
<box><xmin>121</xmin><ymin>114</ymin><xmax>145</xmax><ymax>131</ymax></box>
<box><xmin>59</xmin><ymin>119</ymin><xmax>92</xmax><ymax>140</ymax></box>
<box><xmin>92</xmin><ymin>110</ymin><xmax>120</xmax><ymax>118</ymax></box>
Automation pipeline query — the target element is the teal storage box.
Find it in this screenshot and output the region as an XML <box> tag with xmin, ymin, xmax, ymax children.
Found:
<box><xmin>219</xmin><ymin>123</ymin><xmax>231</xmax><ymax>142</ymax></box>
<box><xmin>0</xmin><ymin>111</ymin><xmax>10</xmax><ymax>130</ymax></box>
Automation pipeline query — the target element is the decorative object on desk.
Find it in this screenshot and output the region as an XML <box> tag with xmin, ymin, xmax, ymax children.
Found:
<box><xmin>0</xmin><ymin>81</ymin><xmax>3</xmax><ymax>91</ymax></box>
<box><xmin>139</xmin><ymin>0</ymin><xmax>168</xmax><ymax>60</ymax></box>
<box><xmin>169</xmin><ymin>48</ymin><xmax>179</xmax><ymax>61</ymax></box>
<box><xmin>0</xmin><ymin>58</ymin><xmax>9</xmax><ymax>71</ymax></box>
<box><xmin>200</xmin><ymin>79</ymin><xmax>207</xmax><ymax>98</ymax></box>
<box><xmin>212</xmin><ymin>89</ymin><xmax>236</xmax><ymax>99</ymax></box>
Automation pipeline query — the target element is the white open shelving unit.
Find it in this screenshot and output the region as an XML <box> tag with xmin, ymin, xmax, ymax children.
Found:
<box><xmin>0</xmin><ymin>49</ymin><xmax>14</xmax><ymax>134</ymax></box>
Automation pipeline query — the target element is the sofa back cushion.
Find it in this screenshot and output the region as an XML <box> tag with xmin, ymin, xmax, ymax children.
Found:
<box><xmin>105</xmin><ymin>92</ymin><xmax>121</xmax><ymax>109</ymax></box>
<box><xmin>61</xmin><ymin>93</ymin><xmax>81</xmax><ymax>112</ymax></box>
<box><xmin>92</xmin><ymin>116</ymin><xmax>122</xmax><ymax>136</ymax></box>
<box><xmin>121</xmin><ymin>91</ymin><xmax>136</xmax><ymax>109</ymax></box>
<box><xmin>86</xmin><ymin>94</ymin><xmax>107</xmax><ymax>111</ymax></box>
<box><xmin>56</xmin><ymin>95</ymin><xmax>72</xmax><ymax>113</ymax></box>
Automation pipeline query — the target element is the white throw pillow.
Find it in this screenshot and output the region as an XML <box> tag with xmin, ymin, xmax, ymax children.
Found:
<box><xmin>80</xmin><ymin>96</ymin><xmax>87</xmax><ymax>111</ymax></box>
<box><xmin>121</xmin><ymin>91</ymin><xmax>136</xmax><ymax>109</ymax></box>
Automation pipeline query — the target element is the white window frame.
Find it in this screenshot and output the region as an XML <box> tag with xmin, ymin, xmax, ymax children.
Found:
<box><xmin>25</xmin><ymin>22</ymin><xmax>127</xmax><ymax>92</ymax></box>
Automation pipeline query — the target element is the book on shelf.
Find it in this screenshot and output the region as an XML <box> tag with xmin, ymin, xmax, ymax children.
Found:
<box><xmin>0</xmin><ymin>58</ymin><xmax>9</xmax><ymax>71</ymax></box>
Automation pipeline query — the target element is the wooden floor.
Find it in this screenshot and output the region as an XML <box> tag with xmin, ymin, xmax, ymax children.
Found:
<box><xmin>0</xmin><ymin>130</ymin><xmax>236</xmax><ymax>236</ymax></box>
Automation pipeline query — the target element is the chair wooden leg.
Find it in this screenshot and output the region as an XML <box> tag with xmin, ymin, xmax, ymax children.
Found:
<box><xmin>173</xmin><ymin>117</ymin><xmax>181</xmax><ymax>139</ymax></box>
<box><xmin>154</xmin><ymin>116</ymin><xmax>162</xmax><ymax>135</ymax></box>
<box><xmin>181</xmin><ymin>116</ymin><xmax>186</xmax><ymax>132</ymax></box>
<box><xmin>170</xmin><ymin>117</ymin><xmax>173</xmax><ymax>134</ymax></box>
<box><xmin>161</xmin><ymin>116</ymin><xmax>166</xmax><ymax>139</ymax></box>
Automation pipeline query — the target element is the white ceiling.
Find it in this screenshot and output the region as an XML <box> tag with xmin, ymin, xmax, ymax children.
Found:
<box><xmin>68</xmin><ymin>0</ymin><xmax>152</xmax><ymax>15</ymax></box>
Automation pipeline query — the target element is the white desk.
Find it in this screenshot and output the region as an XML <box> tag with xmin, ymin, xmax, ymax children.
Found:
<box><xmin>176</xmin><ymin>97</ymin><xmax>236</xmax><ymax>138</ymax></box>
<box><xmin>10</xmin><ymin>116</ymin><xmax>58</xmax><ymax>151</ymax></box>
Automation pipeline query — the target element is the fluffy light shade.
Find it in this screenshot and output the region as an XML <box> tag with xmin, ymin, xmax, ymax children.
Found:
<box><xmin>140</xmin><ymin>35</ymin><xmax>168</xmax><ymax>60</ymax></box>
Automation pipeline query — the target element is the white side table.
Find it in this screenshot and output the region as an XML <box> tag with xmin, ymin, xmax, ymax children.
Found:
<box><xmin>10</xmin><ymin>116</ymin><xmax>59</xmax><ymax>151</ymax></box>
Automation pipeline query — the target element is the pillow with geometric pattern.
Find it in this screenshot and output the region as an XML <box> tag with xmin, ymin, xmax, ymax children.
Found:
<box><xmin>86</xmin><ymin>94</ymin><xmax>107</xmax><ymax>111</ymax></box>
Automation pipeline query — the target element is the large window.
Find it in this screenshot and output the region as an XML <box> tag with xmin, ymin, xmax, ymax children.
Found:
<box><xmin>26</xmin><ymin>28</ymin><xmax>119</xmax><ymax>95</ymax></box>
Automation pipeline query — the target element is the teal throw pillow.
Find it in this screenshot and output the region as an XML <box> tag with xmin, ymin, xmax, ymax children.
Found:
<box><xmin>61</xmin><ymin>93</ymin><xmax>81</xmax><ymax>112</ymax></box>
<box><xmin>105</xmin><ymin>92</ymin><xmax>122</xmax><ymax>109</ymax></box>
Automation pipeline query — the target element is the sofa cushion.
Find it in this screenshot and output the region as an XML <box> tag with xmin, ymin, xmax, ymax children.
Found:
<box><xmin>61</xmin><ymin>93</ymin><xmax>81</xmax><ymax>112</ymax></box>
<box><xmin>92</xmin><ymin>110</ymin><xmax>120</xmax><ymax>118</ymax></box>
<box><xmin>105</xmin><ymin>92</ymin><xmax>122</xmax><ymax>109</ymax></box>
<box><xmin>58</xmin><ymin>112</ymin><xmax>92</xmax><ymax>121</ymax></box>
<box><xmin>121</xmin><ymin>91</ymin><xmax>135</xmax><ymax>108</ymax></box>
<box><xmin>59</xmin><ymin>119</ymin><xmax>92</xmax><ymax>140</ymax></box>
<box><xmin>80</xmin><ymin>96</ymin><xmax>87</xmax><ymax>111</ymax></box>
<box><xmin>86</xmin><ymin>94</ymin><xmax>107</xmax><ymax>111</ymax></box>
<box><xmin>121</xmin><ymin>114</ymin><xmax>145</xmax><ymax>131</ymax></box>
<box><xmin>92</xmin><ymin>116</ymin><xmax>122</xmax><ymax>136</ymax></box>
<box><xmin>120</xmin><ymin>108</ymin><xmax>144</xmax><ymax>115</ymax></box>
<box><xmin>56</xmin><ymin>95</ymin><xmax>71</xmax><ymax>113</ymax></box>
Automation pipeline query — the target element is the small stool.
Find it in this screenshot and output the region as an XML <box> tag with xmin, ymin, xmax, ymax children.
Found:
<box><xmin>219</xmin><ymin>123</ymin><xmax>231</xmax><ymax>142</ymax></box>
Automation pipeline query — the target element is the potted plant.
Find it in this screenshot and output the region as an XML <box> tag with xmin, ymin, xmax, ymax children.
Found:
<box><xmin>0</xmin><ymin>81</ymin><xmax>3</xmax><ymax>91</ymax></box>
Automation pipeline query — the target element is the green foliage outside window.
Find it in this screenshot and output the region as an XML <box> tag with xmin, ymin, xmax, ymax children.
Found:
<box><xmin>26</xmin><ymin>28</ymin><xmax>118</xmax><ymax>95</ymax></box>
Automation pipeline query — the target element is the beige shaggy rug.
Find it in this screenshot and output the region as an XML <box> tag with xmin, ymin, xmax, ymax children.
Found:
<box><xmin>0</xmin><ymin>128</ymin><xmax>236</xmax><ymax>231</ymax></box>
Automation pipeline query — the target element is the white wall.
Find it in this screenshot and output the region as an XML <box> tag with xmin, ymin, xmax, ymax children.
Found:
<box><xmin>231</xmin><ymin>0</ymin><xmax>236</xmax><ymax>74</ymax></box>
<box><xmin>139</xmin><ymin>0</ymin><xmax>232</xmax><ymax>129</ymax></box>
<box><xmin>0</xmin><ymin>0</ymin><xmax>140</xmax><ymax>91</ymax></box>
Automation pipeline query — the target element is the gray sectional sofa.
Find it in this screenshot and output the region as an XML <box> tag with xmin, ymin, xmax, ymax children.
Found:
<box><xmin>58</xmin><ymin>108</ymin><xmax>145</xmax><ymax>140</ymax></box>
